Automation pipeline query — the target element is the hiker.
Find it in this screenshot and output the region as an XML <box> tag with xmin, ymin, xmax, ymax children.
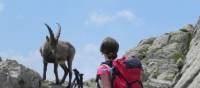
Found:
<box><xmin>96</xmin><ymin>37</ymin><xmax>143</xmax><ymax>88</ymax></box>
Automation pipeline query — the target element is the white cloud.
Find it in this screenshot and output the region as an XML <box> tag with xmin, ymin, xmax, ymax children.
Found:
<box><xmin>84</xmin><ymin>43</ymin><xmax>99</xmax><ymax>53</ymax></box>
<box><xmin>116</xmin><ymin>10</ymin><xmax>136</xmax><ymax>22</ymax></box>
<box><xmin>86</xmin><ymin>13</ymin><xmax>112</xmax><ymax>25</ymax></box>
<box><xmin>85</xmin><ymin>10</ymin><xmax>137</xmax><ymax>26</ymax></box>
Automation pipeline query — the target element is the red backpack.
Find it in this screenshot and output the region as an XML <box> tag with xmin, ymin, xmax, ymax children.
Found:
<box><xmin>96</xmin><ymin>56</ymin><xmax>143</xmax><ymax>88</ymax></box>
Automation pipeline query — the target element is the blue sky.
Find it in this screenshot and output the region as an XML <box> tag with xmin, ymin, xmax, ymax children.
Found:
<box><xmin>0</xmin><ymin>0</ymin><xmax>200</xmax><ymax>80</ymax></box>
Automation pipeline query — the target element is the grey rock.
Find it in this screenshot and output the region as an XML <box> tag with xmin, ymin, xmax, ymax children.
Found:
<box><xmin>146</xmin><ymin>34</ymin><xmax>170</xmax><ymax>57</ymax></box>
<box><xmin>0</xmin><ymin>59</ymin><xmax>41</xmax><ymax>88</ymax></box>
<box><xmin>126</xmin><ymin>37</ymin><xmax>156</xmax><ymax>59</ymax></box>
<box><xmin>126</xmin><ymin>44</ymin><xmax>151</xmax><ymax>59</ymax></box>
<box><xmin>138</xmin><ymin>37</ymin><xmax>156</xmax><ymax>46</ymax></box>
<box><xmin>128</xmin><ymin>17</ymin><xmax>200</xmax><ymax>88</ymax></box>
<box><xmin>174</xmin><ymin>17</ymin><xmax>200</xmax><ymax>88</ymax></box>
<box><xmin>193</xmin><ymin>16</ymin><xmax>200</xmax><ymax>37</ymax></box>
<box><xmin>124</xmin><ymin>19</ymin><xmax>194</xmax><ymax>88</ymax></box>
<box><xmin>40</xmin><ymin>80</ymin><xmax>66</xmax><ymax>88</ymax></box>
<box><xmin>141</xmin><ymin>24</ymin><xmax>191</xmax><ymax>87</ymax></box>
<box><xmin>146</xmin><ymin>78</ymin><xmax>172</xmax><ymax>88</ymax></box>
<box><xmin>180</xmin><ymin>24</ymin><xmax>194</xmax><ymax>33</ymax></box>
<box><xmin>168</xmin><ymin>31</ymin><xmax>191</xmax><ymax>45</ymax></box>
<box><xmin>187</xmin><ymin>73</ymin><xmax>200</xmax><ymax>88</ymax></box>
<box><xmin>40</xmin><ymin>79</ymin><xmax>96</xmax><ymax>88</ymax></box>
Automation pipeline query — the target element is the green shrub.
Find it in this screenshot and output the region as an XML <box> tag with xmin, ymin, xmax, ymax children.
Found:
<box><xmin>172</xmin><ymin>52</ymin><xmax>184</xmax><ymax>62</ymax></box>
<box><xmin>179</xmin><ymin>28</ymin><xmax>188</xmax><ymax>32</ymax></box>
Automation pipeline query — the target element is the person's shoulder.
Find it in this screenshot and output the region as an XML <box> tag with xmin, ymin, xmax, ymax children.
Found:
<box><xmin>98</xmin><ymin>64</ymin><xmax>110</xmax><ymax>70</ymax></box>
<box><xmin>97</xmin><ymin>64</ymin><xmax>110</xmax><ymax>75</ymax></box>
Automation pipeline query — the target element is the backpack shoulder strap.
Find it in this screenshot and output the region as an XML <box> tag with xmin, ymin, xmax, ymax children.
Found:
<box><xmin>101</xmin><ymin>61</ymin><xmax>113</xmax><ymax>67</ymax></box>
<box><xmin>96</xmin><ymin>75</ymin><xmax>101</xmax><ymax>88</ymax></box>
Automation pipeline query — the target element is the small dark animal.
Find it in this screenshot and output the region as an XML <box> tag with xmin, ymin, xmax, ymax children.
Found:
<box><xmin>79</xmin><ymin>74</ymin><xmax>84</xmax><ymax>88</ymax></box>
<box><xmin>40</xmin><ymin>23</ymin><xmax>75</xmax><ymax>88</ymax></box>
<box><xmin>72</xmin><ymin>69</ymin><xmax>80</xmax><ymax>88</ymax></box>
<box><xmin>72</xmin><ymin>69</ymin><xmax>84</xmax><ymax>88</ymax></box>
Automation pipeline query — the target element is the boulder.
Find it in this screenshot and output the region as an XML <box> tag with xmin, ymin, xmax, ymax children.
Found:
<box><xmin>126</xmin><ymin>37</ymin><xmax>156</xmax><ymax>59</ymax></box>
<box><xmin>0</xmin><ymin>59</ymin><xmax>41</xmax><ymax>88</ymax></box>
<box><xmin>138</xmin><ymin>37</ymin><xmax>156</xmax><ymax>46</ymax></box>
<box><xmin>126</xmin><ymin>28</ymin><xmax>192</xmax><ymax>87</ymax></box>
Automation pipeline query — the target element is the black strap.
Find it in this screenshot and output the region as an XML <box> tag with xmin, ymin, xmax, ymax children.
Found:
<box><xmin>96</xmin><ymin>75</ymin><xmax>101</xmax><ymax>88</ymax></box>
<box><xmin>101</xmin><ymin>61</ymin><xmax>113</xmax><ymax>67</ymax></box>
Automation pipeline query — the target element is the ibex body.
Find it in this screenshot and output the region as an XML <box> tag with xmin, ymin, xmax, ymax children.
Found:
<box><xmin>40</xmin><ymin>23</ymin><xmax>75</xmax><ymax>88</ymax></box>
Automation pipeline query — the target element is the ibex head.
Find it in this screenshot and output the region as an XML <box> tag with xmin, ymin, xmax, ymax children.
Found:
<box><xmin>44</xmin><ymin>23</ymin><xmax>61</xmax><ymax>55</ymax></box>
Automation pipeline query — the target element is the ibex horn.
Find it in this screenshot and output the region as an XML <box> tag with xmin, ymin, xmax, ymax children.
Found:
<box><xmin>45</xmin><ymin>23</ymin><xmax>55</xmax><ymax>40</ymax></box>
<box><xmin>56</xmin><ymin>23</ymin><xmax>61</xmax><ymax>40</ymax></box>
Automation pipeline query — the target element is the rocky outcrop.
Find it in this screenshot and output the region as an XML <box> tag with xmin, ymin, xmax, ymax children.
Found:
<box><xmin>0</xmin><ymin>59</ymin><xmax>41</xmax><ymax>88</ymax></box>
<box><xmin>0</xmin><ymin>59</ymin><xmax>96</xmax><ymax>88</ymax></box>
<box><xmin>0</xmin><ymin>57</ymin><xmax>2</xmax><ymax>62</ymax></box>
<box><xmin>126</xmin><ymin>37</ymin><xmax>156</xmax><ymax>60</ymax></box>
<box><xmin>127</xmin><ymin>18</ymin><xmax>198</xmax><ymax>88</ymax></box>
<box><xmin>174</xmin><ymin>17</ymin><xmax>200</xmax><ymax>88</ymax></box>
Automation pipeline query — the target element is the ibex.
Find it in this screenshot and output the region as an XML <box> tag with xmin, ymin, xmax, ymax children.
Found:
<box><xmin>40</xmin><ymin>23</ymin><xmax>75</xmax><ymax>88</ymax></box>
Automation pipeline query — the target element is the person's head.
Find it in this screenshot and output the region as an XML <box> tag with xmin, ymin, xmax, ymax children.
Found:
<box><xmin>100</xmin><ymin>37</ymin><xmax>119</xmax><ymax>60</ymax></box>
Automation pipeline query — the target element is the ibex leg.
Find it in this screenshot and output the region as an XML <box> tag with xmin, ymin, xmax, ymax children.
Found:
<box><xmin>60</xmin><ymin>63</ymin><xmax>69</xmax><ymax>84</ymax></box>
<box><xmin>43</xmin><ymin>60</ymin><xmax>48</xmax><ymax>80</ymax></box>
<box><xmin>67</xmin><ymin>60</ymin><xmax>73</xmax><ymax>88</ymax></box>
<box><xmin>54</xmin><ymin>63</ymin><xmax>59</xmax><ymax>84</ymax></box>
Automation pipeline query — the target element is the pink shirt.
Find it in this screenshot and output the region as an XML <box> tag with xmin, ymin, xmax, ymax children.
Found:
<box><xmin>97</xmin><ymin>64</ymin><xmax>110</xmax><ymax>76</ymax></box>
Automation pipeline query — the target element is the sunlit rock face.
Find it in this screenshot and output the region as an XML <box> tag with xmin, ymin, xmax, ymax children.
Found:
<box><xmin>127</xmin><ymin>17</ymin><xmax>200</xmax><ymax>88</ymax></box>
<box><xmin>174</xmin><ymin>17</ymin><xmax>200</xmax><ymax>88</ymax></box>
